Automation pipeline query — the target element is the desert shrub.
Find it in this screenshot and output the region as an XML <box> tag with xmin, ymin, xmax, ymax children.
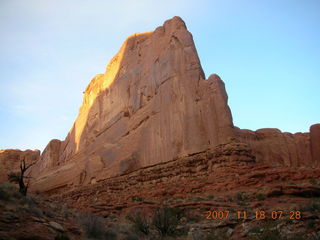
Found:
<box><xmin>123</xmin><ymin>233</ymin><xmax>139</xmax><ymax>240</ymax></box>
<box><xmin>304</xmin><ymin>199</ymin><xmax>320</xmax><ymax>213</ymax></box>
<box><xmin>25</xmin><ymin>196</ymin><xmax>37</xmax><ymax>206</ymax></box>
<box><xmin>0</xmin><ymin>183</ymin><xmax>19</xmax><ymax>201</ymax></box>
<box><xmin>237</xmin><ymin>201</ymin><xmax>248</xmax><ymax>206</ymax></box>
<box><xmin>0</xmin><ymin>182</ymin><xmax>16</xmax><ymax>190</ymax></box>
<box><xmin>17</xmin><ymin>237</ymin><xmax>44</xmax><ymax>240</ymax></box>
<box><xmin>256</xmin><ymin>229</ymin><xmax>284</xmax><ymax>240</ymax></box>
<box><xmin>127</xmin><ymin>209</ymin><xmax>150</xmax><ymax>235</ymax></box>
<box><xmin>309</xmin><ymin>179</ymin><xmax>320</xmax><ymax>186</ymax></box>
<box><xmin>8</xmin><ymin>159</ymin><xmax>35</xmax><ymax>196</ymax></box>
<box><xmin>43</xmin><ymin>208</ymin><xmax>54</xmax><ymax>218</ymax></box>
<box><xmin>187</xmin><ymin>214</ymin><xmax>202</xmax><ymax>223</ymax></box>
<box><xmin>290</xmin><ymin>234</ymin><xmax>305</xmax><ymax>240</ymax></box>
<box><xmin>12</xmin><ymin>191</ymin><xmax>23</xmax><ymax>199</ymax></box>
<box><xmin>131</xmin><ymin>196</ymin><xmax>144</xmax><ymax>202</ymax></box>
<box><xmin>206</xmin><ymin>235</ymin><xmax>215</xmax><ymax>240</ymax></box>
<box><xmin>54</xmin><ymin>234</ymin><xmax>70</xmax><ymax>240</ymax></box>
<box><xmin>78</xmin><ymin>212</ymin><xmax>106</xmax><ymax>239</ymax></box>
<box><xmin>236</xmin><ymin>191</ymin><xmax>248</xmax><ymax>201</ymax></box>
<box><xmin>236</xmin><ymin>191</ymin><xmax>249</xmax><ymax>206</ymax></box>
<box><xmin>0</xmin><ymin>188</ymin><xmax>10</xmax><ymax>201</ymax></box>
<box><xmin>104</xmin><ymin>230</ymin><xmax>117</xmax><ymax>240</ymax></box>
<box><xmin>256</xmin><ymin>193</ymin><xmax>266</xmax><ymax>201</ymax></box>
<box><xmin>248</xmin><ymin>226</ymin><xmax>261</xmax><ymax>234</ymax></box>
<box><xmin>191</xmin><ymin>228</ymin><xmax>230</xmax><ymax>240</ymax></box>
<box><xmin>189</xmin><ymin>196</ymin><xmax>206</xmax><ymax>202</ymax></box>
<box><xmin>311</xmin><ymin>233</ymin><xmax>320</xmax><ymax>240</ymax></box>
<box><xmin>28</xmin><ymin>204</ymin><xmax>44</xmax><ymax>218</ymax></box>
<box><xmin>59</xmin><ymin>204</ymin><xmax>73</xmax><ymax>219</ymax></box>
<box><xmin>250</xmin><ymin>220</ymin><xmax>286</xmax><ymax>240</ymax></box>
<box><xmin>152</xmin><ymin>207</ymin><xmax>181</xmax><ymax>237</ymax></box>
<box><xmin>306</xmin><ymin>219</ymin><xmax>317</xmax><ymax>229</ymax></box>
<box><xmin>207</xmin><ymin>194</ymin><xmax>214</xmax><ymax>200</ymax></box>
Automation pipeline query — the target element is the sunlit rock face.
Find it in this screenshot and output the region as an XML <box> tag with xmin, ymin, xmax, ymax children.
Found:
<box><xmin>30</xmin><ymin>16</ymin><xmax>235</xmax><ymax>191</ymax></box>
<box><xmin>29</xmin><ymin>16</ymin><xmax>319</xmax><ymax>193</ymax></box>
<box><xmin>0</xmin><ymin>149</ymin><xmax>40</xmax><ymax>182</ymax></box>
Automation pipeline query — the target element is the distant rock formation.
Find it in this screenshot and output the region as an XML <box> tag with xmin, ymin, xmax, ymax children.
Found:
<box><xmin>24</xmin><ymin>16</ymin><xmax>318</xmax><ymax>193</ymax></box>
<box><xmin>235</xmin><ymin>126</ymin><xmax>315</xmax><ymax>167</ymax></box>
<box><xmin>0</xmin><ymin>149</ymin><xmax>40</xmax><ymax>182</ymax></box>
<box><xmin>311</xmin><ymin>124</ymin><xmax>320</xmax><ymax>167</ymax></box>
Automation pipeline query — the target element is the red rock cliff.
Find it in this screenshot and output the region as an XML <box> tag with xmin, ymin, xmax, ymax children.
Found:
<box><xmin>30</xmin><ymin>17</ymin><xmax>235</xmax><ymax>191</ymax></box>
<box><xmin>29</xmin><ymin>17</ymin><xmax>319</xmax><ymax>193</ymax></box>
<box><xmin>0</xmin><ymin>149</ymin><xmax>40</xmax><ymax>182</ymax></box>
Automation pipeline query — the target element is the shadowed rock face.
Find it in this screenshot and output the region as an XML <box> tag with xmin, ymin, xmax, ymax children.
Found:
<box><xmin>0</xmin><ymin>149</ymin><xmax>40</xmax><ymax>182</ymax></box>
<box><xmin>310</xmin><ymin>124</ymin><xmax>320</xmax><ymax>167</ymax></box>
<box><xmin>29</xmin><ymin>16</ymin><xmax>319</xmax><ymax>193</ymax></box>
<box><xmin>235</xmin><ymin>128</ymin><xmax>313</xmax><ymax>167</ymax></box>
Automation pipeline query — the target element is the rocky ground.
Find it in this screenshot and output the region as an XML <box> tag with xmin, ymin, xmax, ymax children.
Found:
<box><xmin>1</xmin><ymin>143</ymin><xmax>320</xmax><ymax>239</ymax></box>
<box><xmin>47</xmin><ymin>142</ymin><xmax>320</xmax><ymax>240</ymax></box>
<box><xmin>0</xmin><ymin>182</ymin><xmax>131</xmax><ymax>240</ymax></box>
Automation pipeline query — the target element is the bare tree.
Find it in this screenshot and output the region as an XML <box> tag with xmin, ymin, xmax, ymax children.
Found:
<box><xmin>8</xmin><ymin>158</ymin><xmax>35</xmax><ymax>196</ymax></box>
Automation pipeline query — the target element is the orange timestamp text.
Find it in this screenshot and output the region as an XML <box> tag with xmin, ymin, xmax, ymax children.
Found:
<box><xmin>206</xmin><ymin>210</ymin><xmax>301</xmax><ymax>220</ymax></box>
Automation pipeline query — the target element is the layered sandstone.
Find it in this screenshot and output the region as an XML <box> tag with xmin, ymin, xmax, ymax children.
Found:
<box><xmin>52</xmin><ymin>144</ymin><xmax>320</xmax><ymax>218</ymax></box>
<box><xmin>30</xmin><ymin>17</ymin><xmax>235</xmax><ymax>191</ymax></box>
<box><xmin>29</xmin><ymin>16</ymin><xmax>319</xmax><ymax>193</ymax></box>
<box><xmin>0</xmin><ymin>149</ymin><xmax>40</xmax><ymax>182</ymax></box>
<box><xmin>235</xmin><ymin>124</ymin><xmax>319</xmax><ymax>167</ymax></box>
<box><xmin>310</xmin><ymin>124</ymin><xmax>320</xmax><ymax>167</ymax></box>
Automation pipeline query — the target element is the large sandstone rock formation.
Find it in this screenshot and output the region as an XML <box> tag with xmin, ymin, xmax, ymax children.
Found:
<box><xmin>0</xmin><ymin>149</ymin><xmax>40</xmax><ymax>182</ymax></box>
<box><xmin>235</xmin><ymin>125</ymin><xmax>318</xmax><ymax>167</ymax></box>
<box><xmin>29</xmin><ymin>16</ymin><xmax>319</xmax><ymax>193</ymax></box>
<box><xmin>30</xmin><ymin>17</ymin><xmax>236</xmax><ymax>192</ymax></box>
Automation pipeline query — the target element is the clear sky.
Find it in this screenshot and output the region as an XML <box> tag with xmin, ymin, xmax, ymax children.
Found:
<box><xmin>0</xmin><ymin>0</ymin><xmax>319</xmax><ymax>151</ymax></box>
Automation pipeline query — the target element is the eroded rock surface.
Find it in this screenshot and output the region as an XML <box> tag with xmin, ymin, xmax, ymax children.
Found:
<box><xmin>30</xmin><ymin>16</ymin><xmax>235</xmax><ymax>191</ymax></box>
<box><xmin>310</xmin><ymin>124</ymin><xmax>320</xmax><ymax>167</ymax></box>
<box><xmin>51</xmin><ymin>144</ymin><xmax>320</xmax><ymax>219</ymax></box>
<box><xmin>0</xmin><ymin>149</ymin><xmax>40</xmax><ymax>182</ymax></box>
<box><xmin>28</xmin><ymin>16</ymin><xmax>319</xmax><ymax>193</ymax></box>
<box><xmin>235</xmin><ymin>127</ymin><xmax>316</xmax><ymax>167</ymax></box>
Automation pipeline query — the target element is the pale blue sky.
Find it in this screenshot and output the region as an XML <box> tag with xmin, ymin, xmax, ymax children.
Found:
<box><xmin>0</xmin><ymin>0</ymin><xmax>319</xmax><ymax>151</ymax></box>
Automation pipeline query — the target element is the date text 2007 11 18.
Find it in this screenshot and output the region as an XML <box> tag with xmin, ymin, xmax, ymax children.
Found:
<box><xmin>206</xmin><ymin>210</ymin><xmax>301</xmax><ymax>220</ymax></box>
